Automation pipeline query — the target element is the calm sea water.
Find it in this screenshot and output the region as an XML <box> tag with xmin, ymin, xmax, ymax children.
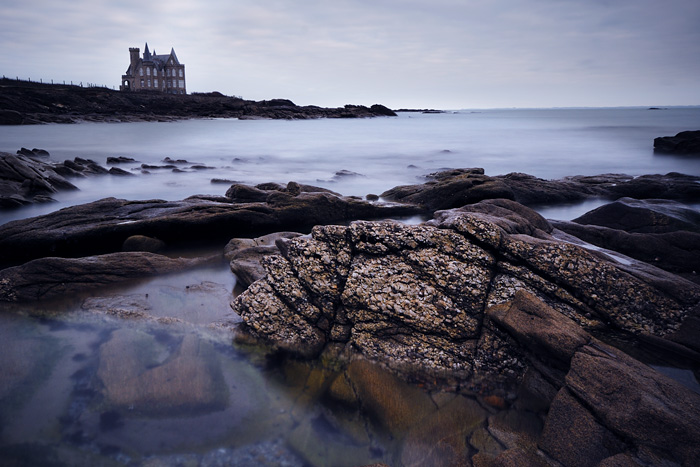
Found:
<box><xmin>1</xmin><ymin>107</ymin><xmax>700</xmax><ymax>224</ymax></box>
<box><xmin>2</xmin><ymin>108</ymin><xmax>700</xmax><ymax>464</ymax></box>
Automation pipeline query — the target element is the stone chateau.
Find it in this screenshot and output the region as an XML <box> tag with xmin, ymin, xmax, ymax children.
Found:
<box><xmin>120</xmin><ymin>43</ymin><xmax>186</xmax><ymax>94</ymax></box>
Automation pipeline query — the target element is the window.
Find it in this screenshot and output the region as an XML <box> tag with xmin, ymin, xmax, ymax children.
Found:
<box><xmin>179</xmin><ymin>69</ymin><xmax>183</xmax><ymax>77</ymax></box>
<box><xmin>140</xmin><ymin>79</ymin><xmax>144</xmax><ymax>87</ymax></box>
<box><xmin>154</xmin><ymin>79</ymin><xmax>158</xmax><ymax>87</ymax></box>
<box><xmin>139</xmin><ymin>68</ymin><xmax>143</xmax><ymax>76</ymax></box>
<box><xmin>179</xmin><ymin>80</ymin><xmax>185</xmax><ymax>88</ymax></box>
<box><xmin>147</xmin><ymin>79</ymin><xmax>151</xmax><ymax>87</ymax></box>
<box><xmin>147</xmin><ymin>68</ymin><xmax>151</xmax><ymax>76</ymax></box>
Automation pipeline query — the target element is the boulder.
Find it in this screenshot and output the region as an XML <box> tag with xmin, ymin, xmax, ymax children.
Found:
<box><xmin>654</xmin><ymin>130</ymin><xmax>700</xmax><ymax>154</ymax></box>
<box><xmin>232</xmin><ymin>199</ymin><xmax>700</xmax><ymax>385</ymax></box>
<box><xmin>0</xmin><ymin>152</ymin><xmax>78</xmax><ymax>207</ymax></box>
<box><xmin>551</xmin><ymin>198</ymin><xmax>700</xmax><ymax>282</ymax></box>
<box><xmin>380</xmin><ymin>168</ymin><xmax>700</xmax><ymax>211</ymax></box>
<box><xmin>571</xmin><ymin>197</ymin><xmax>700</xmax><ymax>234</ymax></box>
<box><xmin>0</xmin><ymin>252</ymin><xmax>202</xmax><ymax>302</ymax></box>
<box><xmin>225</xmin><ymin>231</ymin><xmax>303</xmax><ymax>287</ymax></box>
<box><xmin>122</xmin><ymin>234</ymin><xmax>166</xmax><ymax>253</ymax></box>
<box><xmin>0</xmin><ymin>191</ymin><xmax>422</xmax><ymax>266</ymax></box>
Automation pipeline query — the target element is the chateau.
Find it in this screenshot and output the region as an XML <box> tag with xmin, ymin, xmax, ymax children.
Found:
<box><xmin>120</xmin><ymin>43</ymin><xmax>186</xmax><ymax>94</ymax></box>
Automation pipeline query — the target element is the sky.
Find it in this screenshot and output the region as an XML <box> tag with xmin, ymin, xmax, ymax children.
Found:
<box><xmin>1</xmin><ymin>0</ymin><xmax>699</xmax><ymax>109</ymax></box>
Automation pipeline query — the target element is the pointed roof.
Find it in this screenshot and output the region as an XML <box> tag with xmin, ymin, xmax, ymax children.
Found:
<box><xmin>170</xmin><ymin>47</ymin><xmax>180</xmax><ymax>64</ymax></box>
<box><xmin>143</xmin><ymin>42</ymin><xmax>151</xmax><ymax>60</ymax></box>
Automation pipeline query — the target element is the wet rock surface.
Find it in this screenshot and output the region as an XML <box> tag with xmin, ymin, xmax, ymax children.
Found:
<box><xmin>232</xmin><ymin>199</ymin><xmax>700</xmax><ymax>379</ymax></box>
<box><xmin>0</xmin><ymin>252</ymin><xmax>204</xmax><ymax>302</ymax></box>
<box><xmin>232</xmin><ymin>198</ymin><xmax>700</xmax><ymax>465</ymax></box>
<box><xmin>381</xmin><ymin>168</ymin><xmax>700</xmax><ymax>210</ymax></box>
<box><xmin>0</xmin><ymin>189</ymin><xmax>422</xmax><ymax>267</ymax></box>
<box><xmin>0</xmin><ymin>152</ymin><xmax>78</xmax><ymax>207</ymax></box>
<box><xmin>654</xmin><ymin>130</ymin><xmax>700</xmax><ymax>154</ymax></box>
<box><xmin>552</xmin><ymin>197</ymin><xmax>700</xmax><ymax>282</ymax></box>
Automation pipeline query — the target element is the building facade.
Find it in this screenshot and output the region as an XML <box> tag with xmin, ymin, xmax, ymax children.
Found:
<box><xmin>120</xmin><ymin>43</ymin><xmax>186</xmax><ymax>94</ymax></box>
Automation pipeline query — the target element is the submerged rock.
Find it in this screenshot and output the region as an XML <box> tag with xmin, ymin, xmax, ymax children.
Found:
<box><xmin>0</xmin><ymin>252</ymin><xmax>203</xmax><ymax>302</ymax></box>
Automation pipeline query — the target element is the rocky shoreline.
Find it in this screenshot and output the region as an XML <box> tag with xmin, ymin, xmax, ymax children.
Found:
<box><xmin>0</xmin><ymin>78</ymin><xmax>396</xmax><ymax>125</ymax></box>
<box><xmin>1</xmin><ymin>156</ymin><xmax>700</xmax><ymax>465</ymax></box>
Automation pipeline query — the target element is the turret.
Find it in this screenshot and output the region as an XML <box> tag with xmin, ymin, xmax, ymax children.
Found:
<box><xmin>143</xmin><ymin>43</ymin><xmax>151</xmax><ymax>61</ymax></box>
<box><xmin>129</xmin><ymin>47</ymin><xmax>140</xmax><ymax>72</ymax></box>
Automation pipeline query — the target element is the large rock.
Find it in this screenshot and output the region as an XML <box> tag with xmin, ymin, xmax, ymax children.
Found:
<box><xmin>552</xmin><ymin>198</ymin><xmax>700</xmax><ymax>281</ymax></box>
<box><xmin>487</xmin><ymin>289</ymin><xmax>700</xmax><ymax>467</ymax></box>
<box><xmin>232</xmin><ymin>199</ymin><xmax>700</xmax><ymax>383</ymax></box>
<box><xmin>654</xmin><ymin>130</ymin><xmax>700</xmax><ymax>154</ymax></box>
<box><xmin>0</xmin><ymin>252</ymin><xmax>202</xmax><ymax>302</ymax></box>
<box><xmin>0</xmin><ymin>190</ymin><xmax>422</xmax><ymax>266</ymax></box>
<box><xmin>0</xmin><ymin>152</ymin><xmax>77</xmax><ymax>207</ymax></box>
<box><xmin>224</xmin><ymin>231</ymin><xmax>303</xmax><ymax>287</ymax></box>
<box><xmin>380</xmin><ymin>168</ymin><xmax>700</xmax><ymax>211</ymax></box>
<box><xmin>571</xmin><ymin>197</ymin><xmax>700</xmax><ymax>234</ymax></box>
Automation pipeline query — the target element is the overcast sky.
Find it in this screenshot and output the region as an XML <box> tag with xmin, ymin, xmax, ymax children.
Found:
<box><xmin>1</xmin><ymin>0</ymin><xmax>699</xmax><ymax>109</ymax></box>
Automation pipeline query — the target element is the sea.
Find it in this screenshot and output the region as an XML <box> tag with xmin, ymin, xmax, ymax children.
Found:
<box><xmin>1</xmin><ymin>108</ymin><xmax>700</xmax><ymax>465</ymax></box>
<box><xmin>1</xmin><ymin>107</ymin><xmax>700</xmax><ymax>225</ymax></box>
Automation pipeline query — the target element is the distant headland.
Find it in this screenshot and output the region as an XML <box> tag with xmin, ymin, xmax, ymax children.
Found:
<box><xmin>0</xmin><ymin>77</ymin><xmax>397</xmax><ymax>125</ymax></box>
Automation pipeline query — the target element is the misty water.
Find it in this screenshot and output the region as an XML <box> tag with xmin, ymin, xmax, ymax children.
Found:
<box><xmin>2</xmin><ymin>108</ymin><xmax>700</xmax><ymax>465</ymax></box>
<box><xmin>2</xmin><ymin>107</ymin><xmax>700</xmax><ymax>224</ymax></box>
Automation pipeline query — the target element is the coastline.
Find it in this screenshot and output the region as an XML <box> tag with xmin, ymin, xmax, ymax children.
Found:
<box><xmin>0</xmin><ymin>78</ymin><xmax>397</xmax><ymax>125</ymax></box>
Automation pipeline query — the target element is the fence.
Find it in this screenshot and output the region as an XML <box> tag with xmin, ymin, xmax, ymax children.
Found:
<box><xmin>1</xmin><ymin>75</ymin><xmax>116</xmax><ymax>90</ymax></box>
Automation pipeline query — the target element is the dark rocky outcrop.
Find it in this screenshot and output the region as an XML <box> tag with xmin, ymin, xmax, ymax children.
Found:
<box><xmin>654</xmin><ymin>130</ymin><xmax>700</xmax><ymax>154</ymax></box>
<box><xmin>225</xmin><ymin>231</ymin><xmax>303</xmax><ymax>288</ymax></box>
<box><xmin>380</xmin><ymin>168</ymin><xmax>700</xmax><ymax>211</ymax></box>
<box><xmin>0</xmin><ymin>152</ymin><xmax>78</xmax><ymax>207</ymax></box>
<box><xmin>230</xmin><ymin>199</ymin><xmax>700</xmax><ymax>465</ymax></box>
<box><xmin>0</xmin><ymin>189</ymin><xmax>422</xmax><ymax>267</ymax></box>
<box><xmin>231</xmin><ymin>199</ymin><xmax>700</xmax><ymax>379</ymax></box>
<box><xmin>552</xmin><ymin>198</ymin><xmax>700</xmax><ymax>281</ymax></box>
<box><xmin>487</xmin><ymin>290</ymin><xmax>700</xmax><ymax>467</ymax></box>
<box><xmin>0</xmin><ymin>252</ymin><xmax>203</xmax><ymax>302</ymax></box>
<box><xmin>0</xmin><ymin>78</ymin><xmax>397</xmax><ymax>124</ymax></box>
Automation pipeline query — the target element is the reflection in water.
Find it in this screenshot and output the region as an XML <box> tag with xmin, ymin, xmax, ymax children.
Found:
<box><xmin>0</xmin><ymin>264</ymin><xmax>547</xmax><ymax>466</ymax></box>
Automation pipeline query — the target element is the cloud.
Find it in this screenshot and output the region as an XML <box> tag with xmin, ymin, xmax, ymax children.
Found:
<box><xmin>1</xmin><ymin>0</ymin><xmax>698</xmax><ymax>107</ymax></box>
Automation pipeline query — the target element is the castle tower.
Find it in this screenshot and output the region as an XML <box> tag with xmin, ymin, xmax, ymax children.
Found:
<box><xmin>129</xmin><ymin>48</ymin><xmax>140</xmax><ymax>71</ymax></box>
<box><xmin>143</xmin><ymin>43</ymin><xmax>151</xmax><ymax>61</ymax></box>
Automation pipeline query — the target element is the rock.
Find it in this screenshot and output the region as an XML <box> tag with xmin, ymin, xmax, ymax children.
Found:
<box><xmin>380</xmin><ymin>168</ymin><xmax>700</xmax><ymax>211</ymax></box>
<box><xmin>538</xmin><ymin>388</ymin><xmax>626</xmax><ymax>467</ymax></box>
<box><xmin>562</xmin><ymin>342</ymin><xmax>700</xmax><ymax>466</ymax></box>
<box><xmin>224</xmin><ymin>231</ymin><xmax>303</xmax><ymax>287</ymax></box>
<box><xmin>400</xmin><ymin>396</ymin><xmax>487</xmax><ymax>466</ymax></box>
<box><xmin>108</xmin><ymin>167</ymin><xmax>135</xmax><ymax>176</ymax></box>
<box><xmin>0</xmin><ymin>191</ymin><xmax>422</xmax><ymax>266</ymax></box>
<box><xmin>0</xmin><ymin>152</ymin><xmax>78</xmax><ymax>207</ymax></box>
<box><xmin>369</xmin><ymin>104</ymin><xmax>397</xmax><ymax>117</ymax></box>
<box><xmin>572</xmin><ymin>197</ymin><xmax>700</xmax><ymax>234</ymax></box>
<box><xmin>0</xmin><ymin>252</ymin><xmax>202</xmax><ymax>302</ymax></box>
<box><xmin>0</xmin><ymin>78</ymin><xmax>398</xmax><ymax>124</ymax></box>
<box><xmin>654</xmin><ymin>130</ymin><xmax>700</xmax><ymax>154</ymax></box>
<box><xmin>232</xmin><ymin>200</ymin><xmax>700</xmax><ymax>387</ymax></box>
<box><xmin>106</xmin><ymin>156</ymin><xmax>136</xmax><ymax>164</ymax></box>
<box><xmin>339</xmin><ymin>359</ymin><xmax>436</xmax><ymax>437</ymax></box>
<box><xmin>97</xmin><ymin>329</ymin><xmax>227</xmax><ymax>415</ymax></box>
<box><xmin>122</xmin><ymin>234</ymin><xmax>166</xmax><ymax>253</ymax></box>
<box><xmin>550</xmin><ymin>198</ymin><xmax>700</xmax><ymax>282</ymax></box>
<box><xmin>380</xmin><ymin>168</ymin><xmax>516</xmax><ymax>211</ymax></box>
